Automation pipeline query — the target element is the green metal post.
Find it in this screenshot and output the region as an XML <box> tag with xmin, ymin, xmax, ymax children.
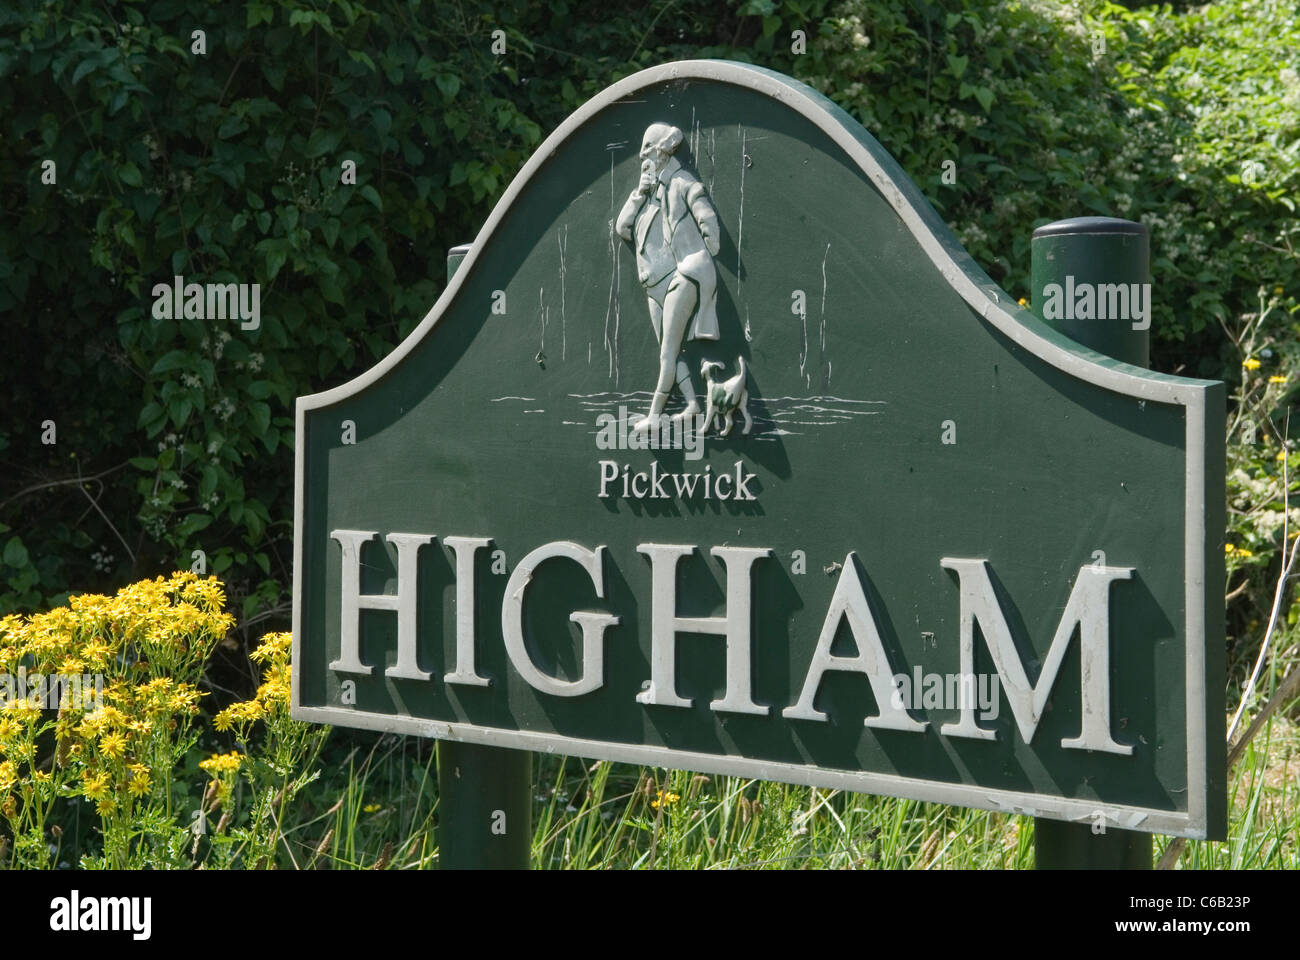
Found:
<box><xmin>437</xmin><ymin>738</ymin><xmax>531</xmax><ymax>869</ymax></box>
<box><xmin>1031</xmin><ymin>217</ymin><xmax>1150</xmax><ymax>368</ymax></box>
<box><xmin>437</xmin><ymin>243</ymin><xmax>532</xmax><ymax>870</ymax></box>
<box><xmin>1030</xmin><ymin>216</ymin><xmax>1153</xmax><ymax>869</ymax></box>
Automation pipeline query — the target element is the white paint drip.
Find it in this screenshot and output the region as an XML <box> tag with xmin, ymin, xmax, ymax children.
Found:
<box><xmin>820</xmin><ymin>242</ymin><xmax>830</xmax><ymax>354</ymax></box>
<box><xmin>538</xmin><ymin>287</ymin><xmax>546</xmax><ymax>353</ymax></box>
<box><xmin>798</xmin><ymin>299</ymin><xmax>808</xmax><ymax>379</ymax></box>
<box><xmin>557</xmin><ymin>225</ymin><xmax>568</xmax><ymax>361</ymax></box>
<box><xmin>613</xmin><ymin>242</ymin><xmax>621</xmax><ymax>385</ymax></box>
<box><xmin>707</xmin><ymin>128</ymin><xmax>717</xmax><ymax>194</ymax></box>
<box><xmin>604</xmin><ymin>224</ymin><xmax>617</xmax><ymax>380</ymax></box>
<box><xmin>608</xmin><ymin>149</ymin><xmax>616</xmax><ymax>213</ymax></box>
<box><xmin>736</xmin><ymin>124</ymin><xmax>747</xmax><ymax>289</ymax></box>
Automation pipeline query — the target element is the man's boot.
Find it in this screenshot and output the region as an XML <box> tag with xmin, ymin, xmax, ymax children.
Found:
<box><xmin>672</xmin><ymin>359</ymin><xmax>700</xmax><ymax>421</ymax></box>
<box><xmin>633</xmin><ymin>389</ymin><xmax>670</xmax><ymax>433</ymax></box>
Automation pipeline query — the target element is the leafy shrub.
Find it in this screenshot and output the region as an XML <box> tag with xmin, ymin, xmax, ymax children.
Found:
<box><xmin>1218</xmin><ymin>291</ymin><xmax>1300</xmax><ymax>695</ymax></box>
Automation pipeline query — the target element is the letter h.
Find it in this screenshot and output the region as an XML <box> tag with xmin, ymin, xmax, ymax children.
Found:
<box><xmin>330</xmin><ymin>530</ymin><xmax>433</xmax><ymax>680</ymax></box>
<box><xmin>636</xmin><ymin>543</ymin><xmax>771</xmax><ymax>714</ymax></box>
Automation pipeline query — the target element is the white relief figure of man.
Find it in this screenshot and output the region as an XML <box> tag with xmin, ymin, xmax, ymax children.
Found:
<box><xmin>616</xmin><ymin>122</ymin><xmax>721</xmax><ymax>430</ymax></box>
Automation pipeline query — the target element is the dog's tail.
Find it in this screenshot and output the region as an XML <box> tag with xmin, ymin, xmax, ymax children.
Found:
<box><xmin>736</xmin><ymin>355</ymin><xmax>746</xmax><ymax>382</ymax></box>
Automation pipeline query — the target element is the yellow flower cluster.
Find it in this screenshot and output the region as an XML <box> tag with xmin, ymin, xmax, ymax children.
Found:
<box><xmin>650</xmin><ymin>789</ymin><xmax>681</xmax><ymax>809</ymax></box>
<box><xmin>0</xmin><ymin>573</ymin><xmax>233</xmax><ymax>679</ymax></box>
<box><xmin>127</xmin><ymin>764</ymin><xmax>151</xmax><ymax>798</ymax></box>
<box><xmin>1243</xmin><ymin>358</ymin><xmax>1262</xmax><ymax>370</ymax></box>
<box><xmin>0</xmin><ymin>574</ymin><xmax>315</xmax><ymax>869</ymax></box>
<box><xmin>1225</xmin><ymin>543</ymin><xmax>1254</xmax><ymax>558</ymax></box>
<box><xmin>199</xmin><ymin>751</ymin><xmax>243</xmax><ymax>776</ymax></box>
<box><xmin>213</xmin><ymin>632</ymin><xmax>293</xmax><ymax>736</ymax></box>
<box><xmin>0</xmin><ymin>572</ymin><xmax>235</xmax><ymax>840</ymax></box>
<box><xmin>250</xmin><ymin>631</ymin><xmax>291</xmax><ymax>665</ymax></box>
<box><xmin>198</xmin><ymin>751</ymin><xmax>244</xmax><ymax>807</ymax></box>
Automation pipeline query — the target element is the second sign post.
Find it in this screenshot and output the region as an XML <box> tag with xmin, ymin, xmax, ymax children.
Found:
<box><xmin>437</xmin><ymin>243</ymin><xmax>532</xmax><ymax>871</ymax></box>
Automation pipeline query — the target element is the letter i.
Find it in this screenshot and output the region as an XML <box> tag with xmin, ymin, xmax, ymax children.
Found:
<box><xmin>704</xmin><ymin>465</ymin><xmax>713</xmax><ymax>499</ymax></box>
<box><xmin>621</xmin><ymin>463</ymin><xmax>630</xmax><ymax>498</ymax></box>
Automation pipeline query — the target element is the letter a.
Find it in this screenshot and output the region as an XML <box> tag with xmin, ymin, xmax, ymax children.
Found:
<box><xmin>784</xmin><ymin>554</ymin><xmax>926</xmax><ymax>731</ymax></box>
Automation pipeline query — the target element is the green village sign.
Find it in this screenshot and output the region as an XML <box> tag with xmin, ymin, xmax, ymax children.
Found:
<box><xmin>292</xmin><ymin>61</ymin><xmax>1226</xmax><ymax>844</ymax></box>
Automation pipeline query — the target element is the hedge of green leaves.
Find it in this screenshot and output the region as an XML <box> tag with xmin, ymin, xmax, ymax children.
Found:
<box><xmin>2</xmin><ymin>0</ymin><xmax>1296</xmax><ymax>637</ymax></box>
<box><xmin>798</xmin><ymin>0</ymin><xmax>1299</xmax><ymax>376</ymax></box>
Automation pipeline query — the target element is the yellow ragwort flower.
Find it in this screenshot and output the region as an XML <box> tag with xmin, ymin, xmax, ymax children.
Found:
<box><xmin>1243</xmin><ymin>358</ymin><xmax>1262</xmax><ymax>370</ymax></box>
<box><xmin>213</xmin><ymin>699</ymin><xmax>263</xmax><ymax>732</ymax></box>
<box><xmin>81</xmin><ymin>770</ymin><xmax>110</xmax><ymax>801</ymax></box>
<box><xmin>250</xmin><ymin>631</ymin><xmax>292</xmax><ymax>665</ymax></box>
<box><xmin>0</xmin><ymin>614</ymin><xmax>22</xmax><ymax>641</ymax></box>
<box><xmin>4</xmin><ymin>699</ymin><xmax>41</xmax><ymax>721</ymax></box>
<box><xmin>181</xmin><ymin>576</ymin><xmax>228</xmax><ymax>614</ymax></box>
<box><xmin>199</xmin><ymin>751</ymin><xmax>243</xmax><ymax>776</ymax></box>
<box><xmin>99</xmin><ymin>731</ymin><xmax>127</xmax><ymax>759</ymax></box>
<box><xmin>1269</xmin><ymin>376</ymin><xmax>1287</xmax><ymax>384</ymax></box>
<box><xmin>650</xmin><ymin>789</ymin><xmax>681</xmax><ymax>809</ymax></box>
<box><xmin>128</xmin><ymin>718</ymin><xmax>153</xmax><ymax>737</ymax></box>
<box><xmin>166</xmin><ymin>689</ymin><xmax>201</xmax><ymax>713</ymax></box>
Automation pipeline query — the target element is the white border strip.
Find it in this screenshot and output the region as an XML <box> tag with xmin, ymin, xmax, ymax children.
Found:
<box><xmin>292</xmin><ymin>59</ymin><xmax>1214</xmax><ymax>839</ymax></box>
<box><xmin>292</xmin><ymin>703</ymin><xmax>1192</xmax><ymax>838</ymax></box>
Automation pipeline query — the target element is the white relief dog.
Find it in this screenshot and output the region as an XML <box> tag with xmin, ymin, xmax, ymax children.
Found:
<box><xmin>700</xmin><ymin>357</ymin><xmax>752</xmax><ymax>436</ymax></box>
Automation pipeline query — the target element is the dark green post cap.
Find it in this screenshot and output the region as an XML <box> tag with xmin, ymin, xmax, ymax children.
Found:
<box><xmin>1030</xmin><ymin>216</ymin><xmax>1151</xmax><ymax>369</ymax></box>
<box><xmin>1032</xmin><ymin>216</ymin><xmax>1149</xmax><ymax>240</ymax></box>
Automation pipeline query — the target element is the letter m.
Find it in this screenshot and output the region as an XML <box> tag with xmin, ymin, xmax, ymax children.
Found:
<box><xmin>206</xmin><ymin>282</ymin><xmax>239</xmax><ymax>321</ymax></box>
<box><xmin>940</xmin><ymin>559</ymin><xmax>1133</xmax><ymax>754</ymax></box>
<box><xmin>1097</xmin><ymin>283</ymin><xmax>1129</xmax><ymax>320</ymax></box>
<box><xmin>102</xmin><ymin>897</ymin><xmax>129</xmax><ymax>930</ymax></box>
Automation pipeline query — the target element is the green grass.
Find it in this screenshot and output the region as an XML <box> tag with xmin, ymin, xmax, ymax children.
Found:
<box><xmin>284</xmin><ymin>710</ymin><xmax>1296</xmax><ymax>869</ymax></box>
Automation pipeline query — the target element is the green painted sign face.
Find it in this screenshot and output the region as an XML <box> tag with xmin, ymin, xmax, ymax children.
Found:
<box><xmin>292</xmin><ymin>61</ymin><xmax>1226</xmax><ymax>840</ymax></box>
